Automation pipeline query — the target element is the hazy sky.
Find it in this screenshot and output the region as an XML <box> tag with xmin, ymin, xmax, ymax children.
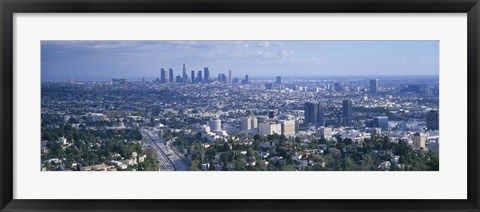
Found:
<box><xmin>41</xmin><ymin>40</ymin><xmax>439</xmax><ymax>81</ymax></box>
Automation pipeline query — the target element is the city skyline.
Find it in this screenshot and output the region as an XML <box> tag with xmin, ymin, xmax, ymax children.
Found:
<box><xmin>41</xmin><ymin>40</ymin><xmax>439</xmax><ymax>81</ymax></box>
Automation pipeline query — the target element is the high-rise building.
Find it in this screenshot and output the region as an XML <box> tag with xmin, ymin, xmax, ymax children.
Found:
<box><xmin>334</xmin><ymin>82</ymin><xmax>342</xmax><ymax>92</ymax></box>
<box><xmin>197</xmin><ymin>70</ymin><xmax>203</xmax><ymax>83</ymax></box>
<box><xmin>69</xmin><ymin>77</ymin><xmax>75</xmax><ymax>84</ymax></box>
<box><xmin>316</xmin><ymin>127</ymin><xmax>332</xmax><ymax>139</ymax></box>
<box><xmin>176</xmin><ymin>75</ymin><xmax>183</xmax><ymax>83</ymax></box>
<box><xmin>240</xmin><ymin>118</ymin><xmax>252</xmax><ymax>131</ymax></box>
<box><xmin>191</xmin><ymin>71</ymin><xmax>195</xmax><ymax>83</ymax></box>
<box><xmin>370</xmin><ymin>79</ymin><xmax>378</xmax><ymax>95</ymax></box>
<box><xmin>426</xmin><ymin>110</ymin><xmax>439</xmax><ymax>131</ymax></box>
<box><xmin>204</xmin><ymin>67</ymin><xmax>210</xmax><ymax>83</ymax></box>
<box><xmin>268</xmin><ymin>111</ymin><xmax>275</xmax><ymax>119</ymax></box>
<box><xmin>209</xmin><ymin>119</ymin><xmax>221</xmax><ymax>132</ymax></box>
<box><xmin>244</xmin><ymin>75</ymin><xmax>249</xmax><ymax>84</ymax></box>
<box><xmin>342</xmin><ymin>99</ymin><xmax>353</xmax><ymax>126</ymax></box>
<box><xmin>169</xmin><ymin>68</ymin><xmax>174</xmax><ymax>83</ymax></box>
<box><xmin>228</xmin><ymin>70</ymin><xmax>232</xmax><ymax>83</ymax></box>
<box><xmin>241</xmin><ymin>111</ymin><xmax>258</xmax><ymax>133</ymax></box>
<box><xmin>182</xmin><ymin>64</ymin><xmax>188</xmax><ymax>83</ymax></box>
<box><xmin>280</xmin><ymin>120</ymin><xmax>295</xmax><ymax>137</ymax></box>
<box><xmin>304</xmin><ymin>102</ymin><xmax>324</xmax><ymax>125</ymax></box>
<box><xmin>276</xmin><ymin>76</ymin><xmax>281</xmax><ymax>84</ymax></box>
<box><xmin>160</xmin><ymin>68</ymin><xmax>167</xmax><ymax>84</ymax></box>
<box><xmin>413</xmin><ymin>133</ymin><xmax>426</xmax><ymax>149</ymax></box>
<box><xmin>220</xmin><ymin>74</ymin><xmax>227</xmax><ymax>83</ymax></box>
<box><xmin>233</xmin><ymin>78</ymin><xmax>239</xmax><ymax>85</ymax></box>
<box><xmin>259</xmin><ymin>122</ymin><xmax>282</xmax><ymax>135</ymax></box>
<box><xmin>373</xmin><ymin>116</ymin><xmax>388</xmax><ymax>129</ymax></box>
<box><xmin>265</xmin><ymin>83</ymin><xmax>273</xmax><ymax>90</ymax></box>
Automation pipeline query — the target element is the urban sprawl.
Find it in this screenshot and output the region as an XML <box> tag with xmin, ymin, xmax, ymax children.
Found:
<box><xmin>41</xmin><ymin>64</ymin><xmax>439</xmax><ymax>171</ymax></box>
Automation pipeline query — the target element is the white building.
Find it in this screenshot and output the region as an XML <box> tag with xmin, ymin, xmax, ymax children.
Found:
<box><xmin>209</xmin><ymin>119</ymin><xmax>221</xmax><ymax>132</ymax></box>
<box><xmin>316</xmin><ymin>127</ymin><xmax>332</xmax><ymax>139</ymax></box>
<box><xmin>240</xmin><ymin>116</ymin><xmax>258</xmax><ymax>132</ymax></box>
<box><xmin>259</xmin><ymin>122</ymin><xmax>282</xmax><ymax>135</ymax></box>
<box><xmin>280</xmin><ymin>120</ymin><xmax>296</xmax><ymax>137</ymax></box>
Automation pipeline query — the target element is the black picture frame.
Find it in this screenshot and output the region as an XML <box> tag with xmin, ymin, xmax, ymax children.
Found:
<box><xmin>1</xmin><ymin>0</ymin><xmax>479</xmax><ymax>211</ymax></box>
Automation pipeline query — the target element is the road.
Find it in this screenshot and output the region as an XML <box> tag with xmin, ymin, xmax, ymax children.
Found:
<box><xmin>141</xmin><ymin>129</ymin><xmax>190</xmax><ymax>171</ymax></box>
<box><xmin>141</xmin><ymin>130</ymin><xmax>174</xmax><ymax>171</ymax></box>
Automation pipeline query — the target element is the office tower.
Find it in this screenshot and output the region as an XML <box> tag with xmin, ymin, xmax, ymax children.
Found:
<box><xmin>250</xmin><ymin>111</ymin><xmax>258</xmax><ymax>129</ymax></box>
<box><xmin>276</xmin><ymin>76</ymin><xmax>281</xmax><ymax>84</ymax></box>
<box><xmin>241</xmin><ymin>111</ymin><xmax>258</xmax><ymax>132</ymax></box>
<box><xmin>280</xmin><ymin>120</ymin><xmax>296</xmax><ymax>137</ymax></box>
<box><xmin>244</xmin><ymin>75</ymin><xmax>249</xmax><ymax>84</ymax></box>
<box><xmin>304</xmin><ymin>102</ymin><xmax>324</xmax><ymax>125</ymax></box>
<box><xmin>182</xmin><ymin>64</ymin><xmax>188</xmax><ymax>83</ymax></box>
<box><xmin>69</xmin><ymin>77</ymin><xmax>75</xmax><ymax>84</ymax></box>
<box><xmin>197</xmin><ymin>70</ymin><xmax>203</xmax><ymax>83</ymax></box>
<box><xmin>259</xmin><ymin>122</ymin><xmax>282</xmax><ymax>135</ymax></box>
<box><xmin>426</xmin><ymin>110</ymin><xmax>439</xmax><ymax>131</ymax></box>
<box><xmin>240</xmin><ymin>118</ymin><xmax>252</xmax><ymax>131</ymax></box>
<box><xmin>218</xmin><ymin>74</ymin><xmax>227</xmax><ymax>83</ymax></box>
<box><xmin>160</xmin><ymin>68</ymin><xmax>167</xmax><ymax>84</ymax></box>
<box><xmin>413</xmin><ymin>133</ymin><xmax>426</xmax><ymax>149</ymax></box>
<box><xmin>142</xmin><ymin>77</ymin><xmax>145</xmax><ymax>83</ymax></box>
<box><xmin>209</xmin><ymin>119</ymin><xmax>221</xmax><ymax>132</ymax></box>
<box><xmin>228</xmin><ymin>70</ymin><xmax>232</xmax><ymax>83</ymax></box>
<box><xmin>233</xmin><ymin>77</ymin><xmax>239</xmax><ymax>85</ymax></box>
<box><xmin>176</xmin><ymin>75</ymin><xmax>182</xmax><ymax>83</ymax></box>
<box><xmin>265</xmin><ymin>83</ymin><xmax>273</xmax><ymax>90</ymax></box>
<box><xmin>191</xmin><ymin>71</ymin><xmax>195</xmax><ymax>83</ymax></box>
<box><xmin>204</xmin><ymin>67</ymin><xmax>210</xmax><ymax>83</ymax></box>
<box><xmin>373</xmin><ymin>116</ymin><xmax>388</xmax><ymax>129</ymax></box>
<box><xmin>370</xmin><ymin>79</ymin><xmax>378</xmax><ymax>95</ymax></box>
<box><xmin>334</xmin><ymin>82</ymin><xmax>342</xmax><ymax>92</ymax></box>
<box><xmin>268</xmin><ymin>111</ymin><xmax>275</xmax><ymax>118</ymax></box>
<box><xmin>342</xmin><ymin>99</ymin><xmax>352</xmax><ymax>126</ymax></box>
<box><xmin>169</xmin><ymin>68</ymin><xmax>174</xmax><ymax>83</ymax></box>
<box><xmin>316</xmin><ymin>127</ymin><xmax>332</xmax><ymax>139</ymax></box>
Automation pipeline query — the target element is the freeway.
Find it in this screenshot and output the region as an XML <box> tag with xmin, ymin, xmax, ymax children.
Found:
<box><xmin>141</xmin><ymin>129</ymin><xmax>190</xmax><ymax>171</ymax></box>
<box><xmin>141</xmin><ymin>130</ymin><xmax>174</xmax><ymax>171</ymax></box>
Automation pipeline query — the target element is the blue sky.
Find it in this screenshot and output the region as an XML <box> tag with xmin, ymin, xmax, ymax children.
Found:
<box><xmin>41</xmin><ymin>40</ymin><xmax>439</xmax><ymax>81</ymax></box>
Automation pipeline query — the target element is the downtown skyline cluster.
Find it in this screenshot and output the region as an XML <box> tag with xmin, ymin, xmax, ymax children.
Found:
<box><xmin>41</xmin><ymin>40</ymin><xmax>439</xmax><ymax>81</ymax></box>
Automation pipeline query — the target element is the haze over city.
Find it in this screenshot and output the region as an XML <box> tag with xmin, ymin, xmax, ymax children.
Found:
<box><xmin>41</xmin><ymin>40</ymin><xmax>439</xmax><ymax>81</ymax></box>
<box><xmin>41</xmin><ymin>40</ymin><xmax>439</xmax><ymax>172</ymax></box>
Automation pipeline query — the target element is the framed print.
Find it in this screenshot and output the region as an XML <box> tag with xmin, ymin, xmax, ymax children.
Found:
<box><xmin>1</xmin><ymin>0</ymin><xmax>479</xmax><ymax>211</ymax></box>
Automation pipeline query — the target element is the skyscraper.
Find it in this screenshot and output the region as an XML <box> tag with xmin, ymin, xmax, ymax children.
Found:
<box><xmin>182</xmin><ymin>64</ymin><xmax>188</xmax><ymax>83</ymax></box>
<box><xmin>175</xmin><ymin>75</ymin><xmax>182</xmax><ymax>83</ymax></box>
<box><xmin>244</xmin><ymin>75</ymin><xmax>249</xmax><ymax>84</ymax></box>
<box><xmin>204</xmin><ymin>67</ymin><xmax>210</xmax><ymax>83</ymax></box>
<box><xmin>426</xmin><ymin>110</ymin><xmax>439</xmax><ymax>131</ymax></box>
<box><xmin>218</xmin><ymin>74</ymin><xmax>227</xmax><ymax>83</ymax></box>
<box><xmin>334</xmin><ymin>83</ymin><xmax>342</xmax><ymax>92</ymax></box>
<box><xmin>197</xmin><ymin>70</ymin><xmax>203</xmax><ymax>83</ymax></box>
<box><xmin>373</xmin><ymin>116</ymin><xmax>388</xmax><ymax>129</ymax></box>
<box><xmin>191</xmin><ymin>70</ymin><xmax>195</xmax><ymax>83</ymax></box>
<box><xmin>304</xmin><ymin>102</ymin><xmax>324</xmax><ymax>125</ymax></box>
<box><xmin>228</xmin><ymin>70</ymin><xmax>232</xmax><ymax>83</ymax></box>
<box><xmin>342</xmin><ymin>99</ymin><xmax>352</xmax><ymax>126</ymax></box>
<box><xmin>276</xmin><ymin>76</ymin><xmax>281</xmax><ymax>84</ymax></box>
<box><xmin>168</xmin><ymin>68</ymin><xmax>174</xmax><ymax>83</ymax></box>
<box><xmin>160</xmin><ymin>68</ymin><xmax>167</xmax><ymax>84</ymax></box>
<box><xmin>370</xmin><ymin>79</ymin><xmax>378</xmax><ymax>95</ymax></box>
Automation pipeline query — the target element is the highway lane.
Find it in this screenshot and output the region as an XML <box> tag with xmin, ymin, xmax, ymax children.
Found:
<box><xmin>141</xmin><ymin>130</ymin><xmax>174</xmax><ymax>171</ymax></box>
